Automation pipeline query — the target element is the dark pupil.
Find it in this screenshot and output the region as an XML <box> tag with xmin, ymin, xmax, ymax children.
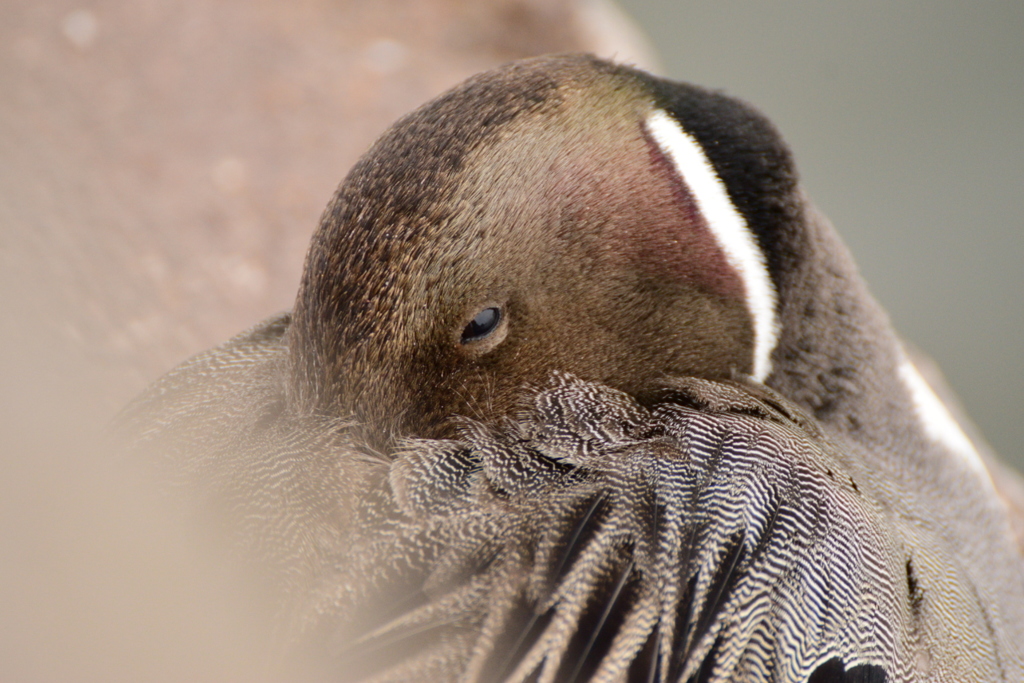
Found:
<box><xmin>461</xmin><ymin>307</ymin><xmax>501</xmax><ymax>343</ymax></box>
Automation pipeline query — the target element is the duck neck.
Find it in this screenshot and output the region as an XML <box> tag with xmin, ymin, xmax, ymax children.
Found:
<box><xmin>765</xmin><ymin>198</ymin><xmax>907</xmax><ymax>447</ymax></box>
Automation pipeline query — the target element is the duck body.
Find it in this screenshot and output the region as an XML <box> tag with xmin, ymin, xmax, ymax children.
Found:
<box><xmin>119</xmin><ymin>55</ymin><xmax>1024</xmax><ymax>681</ymax></box>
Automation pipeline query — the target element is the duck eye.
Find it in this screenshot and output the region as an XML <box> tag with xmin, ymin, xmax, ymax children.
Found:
<box><xmin>461</xmin><ymin>307</ymin><xmax>501</xmax><ymax>344</ymax></box>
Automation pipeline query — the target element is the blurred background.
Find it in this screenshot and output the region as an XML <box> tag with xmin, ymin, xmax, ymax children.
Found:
<box><xmin>1</xmin><ymin>1</ymin><xmax>1021</xmax><ymax>680</ymax></box>
<box><xmin>618</xmin><ymin>0</ymin><xmax>1024</xmax><ymax>465</ymax></box>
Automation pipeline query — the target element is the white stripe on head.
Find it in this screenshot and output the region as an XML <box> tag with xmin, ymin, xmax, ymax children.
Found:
<box><xmin>644</xmin><ymin>109</ymin><xmax>779</xmax><ymax>382</ymax></box>
<box><xmin>897</xmin><ymin>357</ymin><xmax>993</xmax><ymax>484</ymax></box>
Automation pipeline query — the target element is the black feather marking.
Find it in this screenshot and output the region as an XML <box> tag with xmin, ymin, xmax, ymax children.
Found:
<box><xmin>428</xmin><ymin>542</ymin><xmax>504</xmax><ymax>598</ymax></box>
<box><xmin>847</xmin><ymin>665</ymin><xmax>890</xmax><ymax>683</ymax></box>
<box><xmin>905</xmin><ymin>558</ymin><xmax>923</xmax><ymax>621</ymax></box>
<box><xmin>667</xmin><ymin>540</ymin><xmax>701</xmax><ymax>682</ymax></box>
<box><xmin>687</xmin><ymin>530</ymin><xmax>746</xmax><ymax>658</ymax></box>
<box><xmin>627</xmin><ymin>624</ymin><xmax>662</xmax><ymax>683</ymax></box>
<box><xmin>480</xmin><ymin>494</ymin><xmax>611</xmax><ymax>682</ymax></box>
<box><xmin>521</xmin><ymin>664</ymin><xmax>544</xmax><ymax>683</ymax></box>
<box><xmin>478</xmin><ymin>596</ymin><xmax>556</xmax><ymax>683</ymax></box>
<box><xmin>546</xmin><ymin>494</ymin><xmax>610</xmax><ymax>588</ymax></box>
<box><xmin>687</xmin><ymin>633</ymin><xmax>724</xmax><ymax>683</ymax></box>
<box><xmin>808</xmin><ymin>657</ymin><xmax>888</xmax><ymax>683</ymax></box>
<box><xmin>563</xmin><ymin>559</ymin><xmax>638</xmax><ymax>683</ymax></box>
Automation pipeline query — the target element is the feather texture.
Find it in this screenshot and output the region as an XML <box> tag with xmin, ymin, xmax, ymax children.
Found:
<box><xmin>120</xmin><ymin>330</ymin><xmax>998</xmax><ymax>680</ymax></box>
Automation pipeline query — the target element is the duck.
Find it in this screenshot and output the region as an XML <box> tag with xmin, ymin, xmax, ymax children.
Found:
<box><xmin>118</xmin><ymin>54</ymin><xmax>1024</xmax><ymax>681</ymax></box>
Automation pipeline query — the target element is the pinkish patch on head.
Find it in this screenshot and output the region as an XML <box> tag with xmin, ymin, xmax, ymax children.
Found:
<box><xmin>640</xmin><ymin>109</ymin><xmax>778</xmax><ymax>381</ymax></box>
<box><xmin>539</xmin><ymin>119</ymin><xmax>747</xmax><ymax>302</ymax></box>
<box><xmin>631</xmin><ymin>130</ymin><xmax>747</xmax><ymax>300</ymax></box>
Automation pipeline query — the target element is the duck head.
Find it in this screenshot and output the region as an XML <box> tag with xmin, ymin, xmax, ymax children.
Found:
<box><xmin>289</xmin><ymin>54</ymin><xmax>805</xmax><ymax>447</ymax></box>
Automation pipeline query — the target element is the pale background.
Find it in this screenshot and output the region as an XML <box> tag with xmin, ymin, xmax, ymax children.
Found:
<box><xmin>618</xmin><ymin>0</ymin><xmax>1024</xmax><ymax>467</ymax></box>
